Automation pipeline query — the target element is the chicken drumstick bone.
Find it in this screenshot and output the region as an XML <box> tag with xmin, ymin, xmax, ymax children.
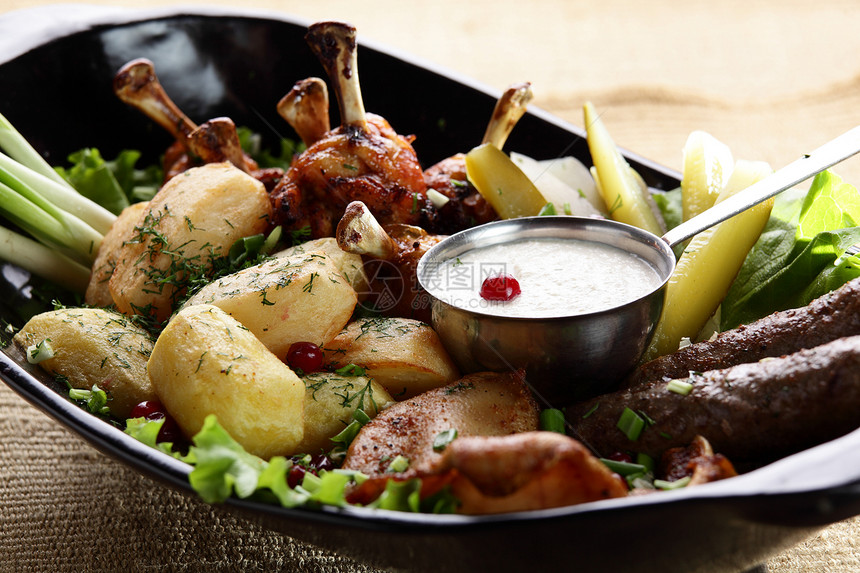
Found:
<box><xmin>269</xmin><ymin>22</ymin><xmax>435</xmax><ymax>238</ymax></box>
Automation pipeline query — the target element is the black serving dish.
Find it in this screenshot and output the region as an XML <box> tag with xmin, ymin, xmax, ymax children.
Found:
<box><xmin>2</xmin><ymin>5</ymin><xmax>860</xmax><ymax>572</ymax></box>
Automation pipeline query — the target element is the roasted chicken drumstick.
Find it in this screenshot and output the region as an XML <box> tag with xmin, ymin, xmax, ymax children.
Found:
<box><xmin>276</xmin><ymin>77</ymin><xmax>331</xmax><ymax>148</ymax></box>
<box><xmin>423</xmin><ymin>82</ymin><xmax>533</xmax><ymax>233</ymax></box>
<box><xmin>336</xmin><ymin>200</ymin><xmax>444</xmax><ymax>322</ymax></box>
<box><xmin>269</xmin><ymin>22</ymin><xmax>436</xmax><ymax>238</ymax></box>
<box><xmin>113</xmin><ymin>58</ymin><xmax>283</xmax><ymax>190</ymax></box>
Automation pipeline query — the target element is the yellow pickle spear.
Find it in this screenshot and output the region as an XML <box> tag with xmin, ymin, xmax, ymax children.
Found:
<box><xmin>465</xmin><ymin>142</ymin><xmax>548</xmax><ymax>219</ymax></box>
<box><xmin>583</xmin><ymin>101</ymin><xmax>665</xmax><ymax>236</ymax></box>
<box><xmin>643</xmin><ymin>159</ymin><xmax>775</xmax><ymax>361</ymax></box>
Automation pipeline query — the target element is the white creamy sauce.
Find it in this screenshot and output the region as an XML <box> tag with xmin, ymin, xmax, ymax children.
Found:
<box><xmin>430</xmin><ymin>237</ymin><xmax>662</xmax><ymax>318</ymax></box>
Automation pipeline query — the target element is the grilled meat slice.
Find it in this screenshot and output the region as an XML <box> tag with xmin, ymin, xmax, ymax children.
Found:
<box><xmin>342</xmin><ymin>370</ymin><xmax>539</xmax><ymax>479</ymax></box>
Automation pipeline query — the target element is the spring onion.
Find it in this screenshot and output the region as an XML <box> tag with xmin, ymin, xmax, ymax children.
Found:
<box><xmin>600</xmin><ymin>458</ymin><xmax>647</xmax><ymax>477</ymax></box>
<box><xmin>654</xmin><ymin>476</ymin><xmax>692</xmax><ymax>490</ymax></box>
<box><xmin>387</xmin><ymin>455</ymin><xmax>411</xmax><ymax>473</ymax></box>
<box><xmin>539</xmin><ymin>408</ymin><xmax>567</xmax><ymax>434</ymax></box>
<box><xmin>0</xmin><ymin>112</ymin><xmax>119</xmax><ymax>288</ymax></box>
<box><xmin>0</xmin><ymin>111</ymin><xmax>71</xmax><ymax>188</ymax></box>
<box><xmin>617</xmin><ymin>407</ymin><xmax>646</xmax><ymax>441</ymax></box>
<box><xmin>25</xmin><ymin>338</ymin><xmax>54</xmax><ymax>364</ymax></box>
<box><xmin>433</xmin><ymin>428</ymin><xmax>458</xmax><ymax>452</ymax></box>
<box><xmin>0</xmin><ymin>226</ymin><xmax>90</xmax><ymax>292</ymax></box>
<box><xmin>666</xmin><ymin>379</ymin><xmax>694</xmax><ymax>396</ymax></box>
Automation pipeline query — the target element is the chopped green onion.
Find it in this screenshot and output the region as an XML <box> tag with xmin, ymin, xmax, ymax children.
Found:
<box><xmin>68</xmin><ymin>384</ymin><xmax>110</xmax><ymax>415</ymax></box>
<box><xmin>654</xmin><ymin>476</ymin><xmax>692</xmax><ymax>490</ymax></box>
<box><xmin>666</xmin><ymin>379</ymin><xmax>694</xmax><ymax>396</ymax></box>
<box><xmin>617</xmin><ymin>407</ymin><xmax>646</xmax><ymax>441</ymax></box>
<box><xmin>334</xmin><ymin>363</ymin><xmax>367</xmax><ymax>377</ymax></box>
<box><xmin>26</xmin><ymin>338</ymin><xmax>54</xmax><ymax>364</ymax></box>
<box><xmin>427</xmin><ymin>188</ymin><xmax>450</xmax><ymax>208</ymax></box>
<box><xmin>538</xmin><ymin>202</ymin><xmax>557</xmax><ymax>216</ymax></box>
<box><xmin>636</xmin><ymin>452</ymin><xmax>655</xmax><ymax>473</ymax></box>
<box><xmin>387</xmin><ymin>455</ymin><xmax>410</xmax><ymax>473</ymax></box>
<box><xmin>540</xmin><ymin>408</ymin><xmax>566</xmax><ymax>434</ymax></box>
<box><xmin>262</xmin><ymin>226</ymin><xmax>283</xmax><ymax>254</ymax></box>
<box><xmin>433</xmin><ymin>428</ymin><xmax>458</xmax><ymax>452</ymax></box>
<box><xmin>629</xmin><ymin>474</ymin><xmax>655</xmax><ymax>490</ymax></box>
<box><xmin>600</xmin><ymin>458</ymin><xmax>646</xmax><ymax>476</ymax></box>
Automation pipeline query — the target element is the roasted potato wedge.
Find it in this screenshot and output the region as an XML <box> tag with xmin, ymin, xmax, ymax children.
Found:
<box><xmin>85</xmin><ymin>201</ymin><xmax>150</xmax><ymax>308</ymax></box>
<box><xmin>323</xmin><ymin>317</ymin><xmax>460</xmax><ymax>399</ymax></box>
<box><xmin>275</xmin><ymin>237</ymin><xmax>370</xmax><ymax>297</ymax></box>
<box><xmin>295</xmin><ymin>371</ymin><xmax>394</xmax><ymax>454</ymax></box>
<box><xmin>109</xmin><ymin>162</ymin><xmax>272</xmax><ymax>322</ymax></box>
<box><xmin>13</xmin><ymin>307</ymin><xmax>156</xmax><ymax>418</ymax></box>
<box><xmin>181</xmin><ymin>251</ymin><xmax>357</xmax><ymax>359</ymax></box>
<box><xmin>147</xmin><ymin>304</ymin><xmax>305</xmax><ymax>459</ymax></box>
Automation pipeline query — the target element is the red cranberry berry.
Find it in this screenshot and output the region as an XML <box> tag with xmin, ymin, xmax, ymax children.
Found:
<box><xmin>287</xmin><ymin>464</ymin><xmax>307</xmax><ymax>489</ymax></box>
<box><xmin>480</xmin><ymin>274</ymin><xmax>521</xmax><ymax>302</ymax></box>
<box><xmin>130</xmin><ymin>399</ymin><xmax>183</xmax><ymax>444</ymax></box>
<box><xmin>310</xmin><ymin>454</ymin><xmax>335</xmax><ymax>473</ymax></box>
<box><xmin>286</xmin><ymin>341</ymin><xmax>324</xmax><ymax>373</ymax></box>
<box><xmin>606</xmin><ymin>451</ymin><xmax>634</xmax><ymax>464</ymax></box>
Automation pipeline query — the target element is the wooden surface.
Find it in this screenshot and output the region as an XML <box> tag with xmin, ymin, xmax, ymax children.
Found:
<box><xmin>2</xmin><ymin>1</ymin><xmax>860</xmax><ymax>571</ymax></box>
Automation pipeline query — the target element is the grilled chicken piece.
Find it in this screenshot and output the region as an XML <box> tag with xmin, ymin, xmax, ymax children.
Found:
<box><xmin>336</xmin><ymin>201</ymin><xmax>444</xmax><ymax>321</ymax></box>
<box><xmin>114</xmin><ymin>58</ymin><xmax>282</xmax><ymax>189</ymax></box>
<box><xmin>277</xmin><ymin>77</ymin><xmax>331</xmax><ymax>147</ymax></box>
<box><xmin>269</xmin><ymin>22</ymin><xmax>435</xmax><ymax>239</ymax></box>
<box><xmin>423</xmin><ymin>82</ymin><xmax>533</xmax><ymax>233</ymax></box>
<box><xmin>432</xmin><ymin>432</ymin><xmax>628</xmax><ymax>514</ymax></box>
<box><xmin>342</xmin><ymin>370</ymin><xmax>539</xmax><ymax>480</ymax></box>
<box><xmin>659</xmin><ymin>435</ymin><xmax>737</xmax><ymax>485</ymax></box>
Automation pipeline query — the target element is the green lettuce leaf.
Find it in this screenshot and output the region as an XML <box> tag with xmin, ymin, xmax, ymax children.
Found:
<box><xmin>56</xmin><ymin>148</ymin><xmax>162</xmax><ymax>214</ymax></box>
<box><xmin>236</xmin><ymin>126</ymin><xmax>303</xmax><ymax>171</ymax></box>
<box><xmin>721</xmin><ymin>170</ymin><xmax>860</xmax><ymax>329</ymax></box>
<box><xmin>187</xmin><ymin>414</ymin><xmax>295</xmax><ymax>504</ymax></box>
<box><xmin>124</xmin><ymin>416</ymin><xmax>187</xmax><ymax>459</ymax></box>
<box><xmin>125</xmin><ymin>413</ymin><xmax>460</xmax><ymax>514</ymax></box>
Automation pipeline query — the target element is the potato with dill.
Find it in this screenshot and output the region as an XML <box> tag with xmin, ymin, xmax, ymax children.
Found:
<box><xmin>85</xmin><ymin>201</ymin><xmax>150</xmax><ymax>308</ymax></box>
<box><xmin>13</xmin><ymin>307</ymin><xmax>156</xmax><ymax>418</ymax></box>
<box><xmin>296</xmin><ymin>371</ymin><xmax>395</xmax><ymax>453</ymax></box>
<box><xmin>180</xmin><ymin>250</ymin><xmax>357</xmax><ymax>359</ymax></box>
<box><xmin>323</xmin><ymin>317</ymin><xmax>460</xmax><ymax>399</ymax></box>
<box><xmin>108</xmin><ymin>162</ymin><xmax>273</xmax><ymax>323</ymax></box>
<box><xmin>275</xmin><ymin>237</ymin><xmax>370</xmax><ymax>298</ymax></box>
<box><xmin>147</xmin><ymin>304</ymin><xmax>305</xmax><ymax>459</ymax></box>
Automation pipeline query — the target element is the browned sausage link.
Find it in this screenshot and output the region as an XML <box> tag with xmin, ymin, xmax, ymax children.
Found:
<box><xmin>568</xmin><ymin>335</ymin><xmax>860</xmax><ymax>465</ymax></box>
<box><xmin>624</xmin><ymin>277</ymin><xmax>860</xmax><ymax>389</ymax></box>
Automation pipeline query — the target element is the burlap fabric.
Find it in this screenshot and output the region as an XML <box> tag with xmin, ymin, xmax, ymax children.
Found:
<box><xmin>2</xmin><ymin>1</ymin><xmax>860</xmax><ymax>571</ymax></box>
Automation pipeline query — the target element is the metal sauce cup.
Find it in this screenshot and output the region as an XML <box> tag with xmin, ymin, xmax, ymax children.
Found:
<box><xmin>416</xmin><ymin>216</ymin><xmax>673</xmax><ymax>405</ymax></box>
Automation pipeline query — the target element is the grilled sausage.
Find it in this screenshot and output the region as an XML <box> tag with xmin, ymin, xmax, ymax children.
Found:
<box><xmin>568</xmin><ymin>335</ymin><xmax>860</xmax><ymax>465</ymax></box>
<box><xmin>625</xmin><ymin>277</ymin><xmax>860</xmax><ymax>389</ymax></box>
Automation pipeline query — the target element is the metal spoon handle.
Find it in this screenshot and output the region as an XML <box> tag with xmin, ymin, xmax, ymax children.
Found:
<box><xmin>661</xmin><ymin>125</ymin><xmax>860</xmax><ymax>248</ymax></box>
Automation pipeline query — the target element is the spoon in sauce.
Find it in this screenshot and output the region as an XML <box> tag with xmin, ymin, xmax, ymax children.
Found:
<box><xmin>416</xmin><ymin>125</ymin><xmax>860</xmax><ymax>406</ymax></box>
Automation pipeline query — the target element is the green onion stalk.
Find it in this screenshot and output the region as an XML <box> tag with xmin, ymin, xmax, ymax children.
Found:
<box><xmin>0</xmin><ymin>111</ymin><xmax>118</xmax><ymax>290</ymax></box>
